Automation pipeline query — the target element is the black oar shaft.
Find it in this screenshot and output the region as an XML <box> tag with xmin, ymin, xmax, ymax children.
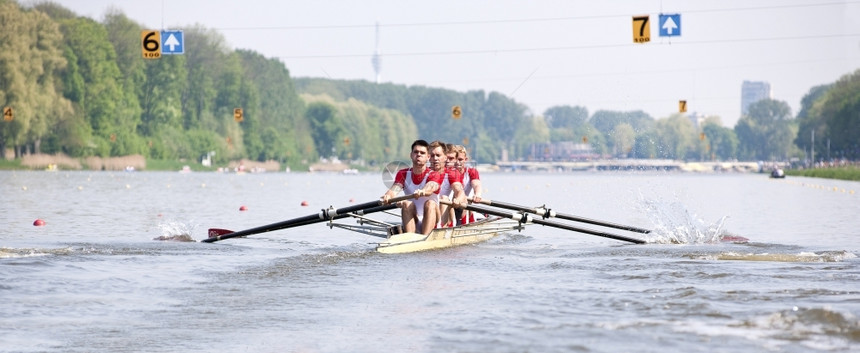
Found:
<box><xmin>460</xmin><ymin>202</ymin><xmax>645</xmax><ymax>244</ymax></box>
<box><xmin>202</xmin><ymin>195</ymin><xmax>411</xmax><ymax>243</ymax></box>
<box><xmin>479</xmin><ymin>199</ymin><xmax>651</xmax><ymax>234</ymax></box>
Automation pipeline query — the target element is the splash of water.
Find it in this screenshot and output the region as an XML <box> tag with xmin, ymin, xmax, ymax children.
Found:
<box><xmin>153</xmin><ymin>219</ymin><xmax>197</xmax><ymax>242</ymax></box>
<box><xmin>638</xmin><ymin>196</ymin><xmax>730</xmax><ymax>244</ymax></box>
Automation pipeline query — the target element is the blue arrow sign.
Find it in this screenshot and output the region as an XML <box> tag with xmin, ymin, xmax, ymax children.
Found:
<box><xmin>161</xmin><ymin>30</ymin><xmax>184</xmax><ymax>54</ymax></box>
<box><xmin>658</xmin><ymin>14</ymin><xmax>681</xmax><ymax>37</ymax></box>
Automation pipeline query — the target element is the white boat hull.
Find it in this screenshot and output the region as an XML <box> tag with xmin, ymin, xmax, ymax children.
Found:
<box><xmin>375</xmin><ymin>217</ymin><xmax>521</xmax><ymax>254</ymax></box>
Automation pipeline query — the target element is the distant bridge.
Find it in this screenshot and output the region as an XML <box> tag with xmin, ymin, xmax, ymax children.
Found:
<box><xmin>492</xmin><ymin>159</ymin><xmax>761</xmax><ymax>173</ymax></box>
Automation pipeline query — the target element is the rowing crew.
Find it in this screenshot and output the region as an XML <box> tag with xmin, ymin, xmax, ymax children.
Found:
<box><xmin>381</xmin><ymin>139</ymin><xmax>483</xmax><ymax>235</ymax></box>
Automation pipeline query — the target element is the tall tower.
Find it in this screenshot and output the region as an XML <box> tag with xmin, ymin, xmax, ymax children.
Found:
<box><xmin>371</xmin><ymin>22</ymin><xmax>382</xmax><ymax>84</ymax></box>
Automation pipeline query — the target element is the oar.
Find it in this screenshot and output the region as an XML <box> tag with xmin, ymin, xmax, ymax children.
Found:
<box><xmin>445</xmin><ymin>200</ymin><xmax>645</xmax><ymax>244</ymax></box>
<box><xmin>202</xmin><ymin>195</ymin><xmax>414</xmax><ymax>243</ymax></box>
<box><xmin>206</xmin><ymin>203</ymin><xmax>399</xmax><ymax>239</ymax></box>
<box><xmin>472</xmin><ymin>198</ymin><xmax>651</xmax><ymax>234</ymax></box>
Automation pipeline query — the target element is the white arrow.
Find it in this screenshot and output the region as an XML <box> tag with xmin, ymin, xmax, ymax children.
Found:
<box><xmin>662</xmin><ymin>17</ymin><xmax>678</xmax><ymax>35</ymax></box>
<box><xmin>164</xmin><ymin>34</ymin><xmax>180</xmax><ymax>51</ymax></box>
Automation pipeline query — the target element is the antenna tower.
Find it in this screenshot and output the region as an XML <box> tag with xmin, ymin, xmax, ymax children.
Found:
<box><xmin>371</xmin><ymin>22</ymin><xmax>382</xmax><ymax>83</ymax></box>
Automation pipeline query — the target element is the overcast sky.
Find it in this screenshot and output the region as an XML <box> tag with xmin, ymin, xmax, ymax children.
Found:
<box><xmin>41</xmin><ymin>0</ymin><xmax>860</xmax><ymax>127</ymax></box>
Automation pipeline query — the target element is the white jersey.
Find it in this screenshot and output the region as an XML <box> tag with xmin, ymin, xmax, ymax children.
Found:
<box><xmin>399</xmin><ymin>168</ymin><xmax>440</xmax><ymax>226</ymax></box>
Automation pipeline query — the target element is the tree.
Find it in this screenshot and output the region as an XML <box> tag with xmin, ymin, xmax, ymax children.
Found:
<box><xmin>654</xmin><ymin>114</ymin><xmax>696</xmax><ymax>160</ymax></box>
<box><xmin>590</xmin><ymin>110</ymin><xmax>654</xmax><ymax>157</ymax></box>
<box><xmin>0</xmin><ymin>2</ymin><xmax>73</xmax><ymax>156</ymax></box>
<box><xmin>702</xmin><ymin>122</ymin><xmax>738</xmax><ymax>161</ymax></box>
<box><xmin>795</xmin><ymin>70</ymin><xmax>860</xmax><ymax>161</ymax></box>
<box><xmin>306</xmin><ymin>101</ymin><xmax>345</xmax><ymax>159</ymax></box>
<box><xmin>611</xmin><ymin>123</ymin><xmax>636</xmax><ymax>157</ymax></box>
<box><xmin>735</xmin><ymin>99</ymin><xmax>794</xmax><ymax>161</ymax></box>
<box><xmin>56</xmin><ymin>16</ymin><xmax>145</xmax><ymax>156</ymax></box>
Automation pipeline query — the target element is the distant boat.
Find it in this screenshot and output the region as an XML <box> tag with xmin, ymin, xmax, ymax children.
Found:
<box><xmin>770</xmin><ymin>168</ymin><xmax>785</xmax><ymax>178</ymax></box>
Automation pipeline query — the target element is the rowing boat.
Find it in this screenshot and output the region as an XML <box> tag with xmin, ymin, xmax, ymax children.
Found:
<box><xmin>204</xmin><ymin>195</ymin><xmax>648</xmax><ymax>251</ymax></box>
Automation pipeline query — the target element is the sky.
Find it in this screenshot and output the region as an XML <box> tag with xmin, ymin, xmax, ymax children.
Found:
<box><xmin>39</xmin><ymin>0</ymin><xmax>860</xmax><ymax>127</ymax></box>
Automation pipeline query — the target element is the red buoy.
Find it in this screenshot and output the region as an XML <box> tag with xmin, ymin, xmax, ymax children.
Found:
<box><xmin>301</xmin><ymin>200</ymin><xmax>309</xmax><ymax>206</ymax></box>
<box><xmin>33</xmin><ymin>219</ymin><xmax>46</xmax><ymax>226</ymax></box>
<box><xmin>239</xmin><ymin>205</ymin><xmax>248</xmax><ymax>211</ymax></box>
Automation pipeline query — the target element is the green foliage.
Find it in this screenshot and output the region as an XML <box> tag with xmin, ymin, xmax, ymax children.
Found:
<box><xmin>1</xmin><ymin>1</ymin><xmax>855</xmax><ymax>167</ymax></box>
<box><xmin>735</xmin><ymin>99</ymin><xmax>794</xmax><ymax>161</ymax></box>
<box><xmin>703</xmin><ymin>123</ymin><xmax>738</xmax><ymax>160</ymax></box>
<box><xmin>294</xmin><ymin>78</ymin><xmax>536</xmax><ymax>163</ymax></box>
<box><xmin>654</xmin><ymin>114</ymin><xmax>697</xmax><ymax>160</ymax></box>
<box><xmin>784</xmin><ymin>166</ymin><xmax>860</xmax><ymax>181</ymax></box>
<box><xmin>794</xmin><ymin>70</ymin><xmax>860</xmax><ymax>161</ymax></box>
<box><xmin>0</xmin><ymin>1</ymin><xmax>72</xmax><ymax>155</ymax></box>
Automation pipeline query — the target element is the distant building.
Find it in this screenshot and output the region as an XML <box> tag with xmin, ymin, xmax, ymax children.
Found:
<box><xmin>741</xmin><ymin>80</ymin><xmax>772</xmax><ymax>116</ymax></box>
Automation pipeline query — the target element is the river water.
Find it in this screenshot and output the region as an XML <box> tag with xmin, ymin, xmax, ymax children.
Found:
<box><xmin>1</xmin><ymin>170</ymin><xmax>858</xmax><ymax>352</ymax></box>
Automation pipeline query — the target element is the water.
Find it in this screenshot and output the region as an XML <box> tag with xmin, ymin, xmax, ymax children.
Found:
<box><xmin>1</xmin><ymin>170</ymin><xmax>858</xmax><ymax>352</ymax></box>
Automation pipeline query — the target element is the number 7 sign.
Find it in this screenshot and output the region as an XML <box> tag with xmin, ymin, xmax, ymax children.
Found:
<box><xmin>632</xmin><ymin>16</ymin><xmax>650</xmax><ymax>43</ymax></box>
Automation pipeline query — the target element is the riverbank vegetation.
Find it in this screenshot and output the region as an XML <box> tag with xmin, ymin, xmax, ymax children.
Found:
<box><xmin>785</xmin><ymin>166</ymin><xmax>860</xmax><ymax>181</ymax></box>
<box><xmin>1</xmin><ymin>1</ymin><xmax>857</xmax><ymax>171</ymax></box>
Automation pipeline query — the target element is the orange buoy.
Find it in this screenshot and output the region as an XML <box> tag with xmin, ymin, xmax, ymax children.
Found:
<box><xmin>33</xmin><ymin>219</ymin><xmax>46</xmax><ymax>226</ymax></box>
<box><xmin>239</xmin><ymin>205</ymin><xmax>248</xmax><ymax>211</ymax></box>
<box><xmin>301</xmin><ymin>200</ymin><xmax>309</xmax><ymax>206</ymax></box>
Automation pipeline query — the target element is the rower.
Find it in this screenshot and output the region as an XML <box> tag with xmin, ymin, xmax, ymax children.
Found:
<box><xmin>381</xmin><ymin>139</ymin><xmax>444</xmax><ymax>235</ymax></box>
<box><xmin>430</xmin><ymin>141</ymin><xmax>466</xmax><ymax>227</ymax></box>
<box><xmin>453</xmin><ymin>145</ymin><xmax>483</xmax><ymax>224</ymax></box>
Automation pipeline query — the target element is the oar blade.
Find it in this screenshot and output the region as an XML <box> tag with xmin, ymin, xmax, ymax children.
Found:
<box><xmin>208</xmin><ymin>228</ymin><xmax>234</xmax><ymax>238</ymax></box>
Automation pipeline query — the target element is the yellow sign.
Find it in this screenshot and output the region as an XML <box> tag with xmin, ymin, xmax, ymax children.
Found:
<box><xmin>452</xmin><ymin>105</ymin><xmax>462</xmax><ymax>119</ymax></box>
<box><xmin>679</xmin><ymin>100</ymin><xmax>687</xmax><ymax>113</ymax></box>
<box><xmin>3</xmin><ymin>107</ymin><xmax>12</xmax><ymax>121</ymax></box>
<box><xmin>632</xmin><ymin>16</ymin><xmax>650</xmax><ymax>43</ymax></box>
<box><xmin>233</xmin><ymin>108</ymin><xmax>243</xmax><ymax>122</ymax></box>
<box><xmin>582</xmin><ymin>136</ymin><xmax>589</xmax><ymax>144</ymax></box>
<box><xmin>141</xmin><ymin>30</ymin><xmax>161</xmax><ymax>59</ymax></box>
<box><xmin>700</xmin><ymin>132</ymin><xmax>706</xmax><ymax>141</ymax></box>
<box><xmin>343</xmin><ymin>137</ymin><xmax>350</xmax><ymax>145</ymax></box>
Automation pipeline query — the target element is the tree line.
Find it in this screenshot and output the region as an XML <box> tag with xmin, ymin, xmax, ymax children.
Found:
<box><xmin>2</xmin><ymin>1</ymin><xmax>857</xmax><ymax>168</ymax></box>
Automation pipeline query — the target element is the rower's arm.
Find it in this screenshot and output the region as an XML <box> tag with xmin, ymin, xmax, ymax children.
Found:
<box><xmin>452</xmin><ymin>182</ymin><xmax>467</xmax><ymax>206</ymax></box>
<box><xmin>471</xmin><ymin>179</ymin><xmax>483</xmax><ymax>202</ymax></box>
<box><xmin>382</xmin><ymin>183</ymin><xmax>403</xmax><ymax>203</ymax></box>
<box><xmin>418</xmin><ymin>181</ymin><xmax>439</xmax><ymax>197</ymax></box>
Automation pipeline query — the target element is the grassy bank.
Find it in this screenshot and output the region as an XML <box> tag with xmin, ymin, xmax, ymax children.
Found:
<box><xmin>785</xmin><ymin>166</ymin><xmax>860</xmax><ymax>181</ymax></box>
<box><xmin>0</xmin><ymin>159</ymin><xmax>22</xmax><ymax>170</ymax></box>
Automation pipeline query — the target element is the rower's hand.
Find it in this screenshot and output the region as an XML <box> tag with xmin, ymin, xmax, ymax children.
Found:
<box><xmin>413</xmin><ymin>189</ymin><xmax>425</xmax><ymax>198</ymax></box>
<box><xmin>472</xmin><ymin>195</ymin><xmax>482</xmax><ymax>204</ymax></box>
